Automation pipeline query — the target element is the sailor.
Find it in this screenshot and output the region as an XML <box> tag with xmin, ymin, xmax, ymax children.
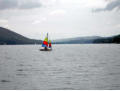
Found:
<box><xmin>45</xmin><ymin>47</ymin><xmax>47</xmax><ymax>50</ymax></box>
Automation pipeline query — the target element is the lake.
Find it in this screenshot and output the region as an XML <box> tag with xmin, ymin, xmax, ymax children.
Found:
<box><xmin>0</xmin><ymin>44</ymin><xmax>120</xmax><ymax>90</ymax></box>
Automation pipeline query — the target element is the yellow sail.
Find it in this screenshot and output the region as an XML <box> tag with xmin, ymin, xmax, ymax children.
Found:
<box><xmin>44</xmin><ymin>37</ymin><xmax>48</xmax><ymax>42</ymax></box>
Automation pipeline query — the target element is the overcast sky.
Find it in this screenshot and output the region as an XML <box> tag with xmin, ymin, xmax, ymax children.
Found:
<box><xmin>0</xmin><ymin>0</ymin><xmax>120</xmax><ymax>39</ymax></box>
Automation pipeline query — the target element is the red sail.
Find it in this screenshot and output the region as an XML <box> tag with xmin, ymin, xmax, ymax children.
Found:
<box><xmin>49</xmin><ymin>40</ymin><xmax>52</xmax><ymax>48</ymax></box>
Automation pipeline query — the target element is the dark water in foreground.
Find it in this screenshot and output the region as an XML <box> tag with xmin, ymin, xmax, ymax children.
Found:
<box><xmin>0</xmin><ymin>44</ymin><xmax>120</xmax><ymax>90</ymax></box>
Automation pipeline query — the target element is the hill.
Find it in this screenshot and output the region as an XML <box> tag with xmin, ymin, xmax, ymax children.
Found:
<box><xmin>54</xmin><ymin>35</ymin><xmax>120</xmax><ymax>44</ymax></box>
<box><xmin>53</xmin><ymin>36</ymin><xmax>101</xmax><ymax>44</ymax></box>
<box><xmin>93</xmin><ymin>35</ymin><xmax>120</xmax><ymax>44</ymax></box>
<box><xmin>0</xmin><ymin>27</ymin><xmax>119</xmax><ymax>45</ymax></box>
<box><xmin>0</xmin><ymin>27</ymin><xmax>42</xmax><ymax>45</ymax></box>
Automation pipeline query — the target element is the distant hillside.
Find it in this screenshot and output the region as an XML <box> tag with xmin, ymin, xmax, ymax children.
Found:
<box><xmin>93</xmin><ymin>35</ymin><xmax>120</xmax><ymax>44</ymax></box>
<box><xmin>53</xmin><ymin>36</ymin><xmax>101</xmax><ymax>44</ymax></box>
<box><xmin>0</xmin><ymin>27</ymin><xmax>119</xmax><ymax>45</ymax></box>
<box><xmin>54</xmin><ymin>35</ymin><xmax>120</xmax><ymax>44</ymax></box>
<box><xmin>0</xmin><ymin>27</ymin><xmax>42</xmax><ymax>45</ymax></box>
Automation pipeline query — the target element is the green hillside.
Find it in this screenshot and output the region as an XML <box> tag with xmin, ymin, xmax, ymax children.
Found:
<box><xmin>0</xmin><ymin>27</ymin><xmax>42</xmax><ymax>45</ymax></box>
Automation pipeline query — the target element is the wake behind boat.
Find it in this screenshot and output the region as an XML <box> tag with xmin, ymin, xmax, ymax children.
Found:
<box><xmin>40</xmin><ymin>33</ymin><xmax>52</xmax><ymax>51</ymax></box>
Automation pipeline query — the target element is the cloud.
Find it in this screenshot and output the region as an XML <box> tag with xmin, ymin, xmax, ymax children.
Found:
<box><xmin>0</xmin><ymin>19</ymin><xmax>9</xmax><ymax>28</ymax></box>
<box><xmin>0</xmin><ymin>0</ymin><xmax>42</xmax><ymax>10</ymax></box>
<box><xmin>50</xmin><ymin>9</ymin><xmax>66</xmax><ymax>16</ymax></box>
<box><xmin>94</xmin><ymin>0</ymin><xmax>120</xmax><ymax>12</ymax></box>
<box><xmin>32</xmin><ymin>17</ymin><xmax>47</xmax><ymax>24</ymax></box>
<box><xmin>32</xmin><ymin>20</ymin><xmax>41</xmax><ymax>24</ymax></box>
<box><xmin>0</xmin><ymin>19</ymin><xmax>8</xmax><ymax>23</ymax></box>
<box><xmin>115</xmin><ymin>24</ymin><xmax>120</xmax><ymax>28</ymax></box>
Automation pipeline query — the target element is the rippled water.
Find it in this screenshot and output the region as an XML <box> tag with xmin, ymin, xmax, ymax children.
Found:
<box><xmin>0</xmin><ymin>44</ymin><xmax>120</xmax><ymax>90</ymax></box>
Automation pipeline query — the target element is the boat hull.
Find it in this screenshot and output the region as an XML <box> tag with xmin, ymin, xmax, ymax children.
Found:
<box><xmin>40</xmin><ymin>48</ymin><xmax>52</xmax><ymax>51</ymax></box>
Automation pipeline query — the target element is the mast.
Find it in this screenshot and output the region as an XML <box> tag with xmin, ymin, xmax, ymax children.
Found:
<box><xmin>47</xmin><ymin>33</ymin><xmax>48</xmax><ymax>39</ymax></box>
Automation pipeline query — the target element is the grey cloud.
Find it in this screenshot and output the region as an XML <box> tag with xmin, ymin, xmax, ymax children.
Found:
<box><xmin>0</xmin><ymin>0</ymin><xmax>18</xmax><ymax>9</ymax></box>
<box><xmin>0</xmin><ymin>0</ymin><xmax>42</xmax><ymax>10</ymax></box>
<box><xmin>94</xmin><ymin>0</ymin><xmax>120</xmax><ymax>12</ymax></box>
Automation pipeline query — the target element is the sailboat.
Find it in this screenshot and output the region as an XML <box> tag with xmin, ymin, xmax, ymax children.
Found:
<box><xmin>40</xmin><ymin>33</ymin><xmax>52</xmax><ymax>51</ymax></box>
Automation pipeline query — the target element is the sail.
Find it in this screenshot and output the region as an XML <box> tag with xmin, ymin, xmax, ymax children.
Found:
<box><xmin>40</xmin><ymin>33</ymin><xmax>52</xmax><ymax>51</ymax></box>
<box><xmin>49</xmin><ymin>40</ymin><xmax>52</xmax><ymax>48</ymax></box>
<box><xmin>42</xmin><ymin>35</ymin><xmax>48</xmax><ymax>47</ymax></box>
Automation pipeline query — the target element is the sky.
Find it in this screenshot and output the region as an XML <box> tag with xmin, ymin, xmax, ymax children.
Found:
<box><xmin>0</xmin><ymin>0</ymin><xmax>120</xmax><ymax>40</ymax></box>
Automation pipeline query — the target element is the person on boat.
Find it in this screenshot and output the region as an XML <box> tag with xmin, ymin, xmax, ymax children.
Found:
<box><xmin>45</xmin><ymin>47</ymin><xmax>48</xmax><ymax>51</ymax></box>
<box><xmin>49</xmin><ymin>43</ymin><xmax>51</xmax><ymax>48</ymax></box>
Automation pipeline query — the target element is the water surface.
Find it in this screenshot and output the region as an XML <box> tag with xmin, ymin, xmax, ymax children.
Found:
<box><xmin>0</xmin><ymin>44</ymin><xmax>120</xmax><ymax>90</ymax></box>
